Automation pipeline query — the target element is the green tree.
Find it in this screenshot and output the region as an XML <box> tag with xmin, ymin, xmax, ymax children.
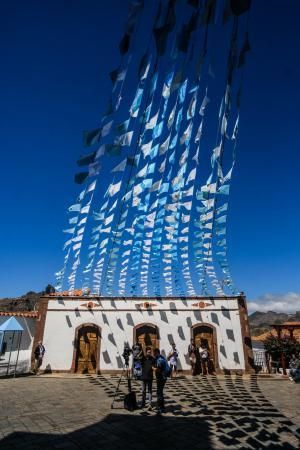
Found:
<box><xmin>264</xmin><ymin>334</ymin><xmax>300</xmax><ymax>360</ymax></box>
<box><xmin>45</xmin><ymin>284</ymin><xmax>55</xmax><ymax>295</ymax></box>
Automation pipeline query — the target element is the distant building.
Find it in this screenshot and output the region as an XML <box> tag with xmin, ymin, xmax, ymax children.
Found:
<box><xmin>0</xmin><ymin>311</ymin><xmax>37</xmax><ymax>376</ymax></box>
<box><xmin>251</xmin><ymin>340</ymin><xmax>268</xmax><ymax>372</ymax></box>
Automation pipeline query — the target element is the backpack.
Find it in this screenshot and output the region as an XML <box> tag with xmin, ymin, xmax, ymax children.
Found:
<box><xmin>124</xmin><ymin>391</ymin><xmax>137</xmax><ymax>411</ymax></box>
<box><xmin>158</xmin><ymin>356</ymin><xmax>171</xmax><ymax>378</ymax></box>
<box><xmin>124</xmin><ymin>377</ymin><xmax>137</xmax><ymax>411</ymax></box>
<box><xmin>133</xmin><ymin>360</ymin><xmax>142</xmax><ymax>379</ymax></box>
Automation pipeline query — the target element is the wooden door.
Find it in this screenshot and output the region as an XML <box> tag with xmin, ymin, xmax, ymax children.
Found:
<box><xmin>76</xmin><ymin>326</ymin><xmax>99</xmax><ymax>374</ymax></box>
<box><xmin>136</xmin><ymin>325</ymin><xmax>158</xmax><ymax>354</ymax></box>
<box><xmin>193</xmin><ymin>325</ymin><xmax>215</xmax><ymax>372</ymax></box>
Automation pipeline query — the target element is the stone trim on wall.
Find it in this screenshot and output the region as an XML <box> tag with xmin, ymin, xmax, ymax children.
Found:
<box><xmin>31</xmin><ymin>297</ymin><xmax>49</xmax><ymax>370</ymax></box>
<box><xmin>238</xmin><ymin>296</ymin><xmax>255</xmax><ymax>374</ymax></box>
<box><xmin>46</xmin><ymin>308</ymin><xmax>240</xmax><ymax>313</ymax></box>
<box><xmin>0</xmin><ymin>311</ymin><xmax>38</xmax><ymax>318</ymax></box>
<box><xmin>41</xmin><ymin>295</ymin><xmax>241</xmax><ymax>302</ymax></box>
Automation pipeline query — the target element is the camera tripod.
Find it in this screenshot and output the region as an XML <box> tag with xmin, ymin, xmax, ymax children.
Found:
<box><xmin>111</xmin><ymin>362</ymin><xmax>132</xmax><ymax>409</ymax></box>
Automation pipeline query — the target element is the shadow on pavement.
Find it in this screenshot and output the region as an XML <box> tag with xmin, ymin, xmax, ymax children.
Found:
<box><xmin>0</xmin><ymin>410</ymin><xmax>298</xmax><ymax>450</ymax></box>
<box><xmin>1</xmin><ymin>414</ymin><xmax>212</xmax><ymax>450</ymax></box>
<box><xmin>0</xmin><ymin>374</ymin><xmax>299</xmax><ymax>449</ymax></box>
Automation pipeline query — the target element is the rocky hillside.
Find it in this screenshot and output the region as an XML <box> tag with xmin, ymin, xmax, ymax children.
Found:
<box><xmin>249</xmin><ymin>311</ymin><xmax>300</xmax><ymax>337</ymax></box>
<box><xmin>0</xmin><ymin>285</ymin><xmax>55</xmax><ymax>312</ymax></box>
<box><xmin>0</xmin><ymin>291</ymin><xmax>41</xmax><ymax>312</ymax></box>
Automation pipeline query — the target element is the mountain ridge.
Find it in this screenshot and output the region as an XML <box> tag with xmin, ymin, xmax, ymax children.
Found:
<box><xmin>249</xmin><ymin>310</ymin><xmax>300</xmax><ymax>336</ymax></box>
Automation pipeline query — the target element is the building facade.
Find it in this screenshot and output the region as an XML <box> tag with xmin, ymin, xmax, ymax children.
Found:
<box><xmin>33</xmin><ymin>295</ymin><xmax>254</xmax><ymax>374</ymax></box>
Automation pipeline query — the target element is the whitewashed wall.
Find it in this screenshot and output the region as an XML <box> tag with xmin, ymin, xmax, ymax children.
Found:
<box><xmin>0</xmin><ymin>317</ymin><xmax>36</xmax><ymax>375</ymax></box>
<box><xmin>42</xmin><ymin>297</ymin><xmax>245</xmax><ymax>372</ymax></box>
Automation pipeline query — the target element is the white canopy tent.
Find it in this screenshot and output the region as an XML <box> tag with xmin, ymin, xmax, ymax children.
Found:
<box><xmin>0</xmin><ymin>317</ymin><xmax>24</xmax><ymax>377</ymax></box>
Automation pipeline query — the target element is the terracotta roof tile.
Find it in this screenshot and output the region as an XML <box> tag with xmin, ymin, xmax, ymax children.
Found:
<box><xmin>252</xmin><ymin>329</ymin><xmax>300</xmax><ymax>341</ymax></box>
<box><xmin>283</xmin><ymin>321</ymin><xmax>300</xmax><ymax>326</ymax></box>
<box><xmin>0</xmin><ymin>311</ymin><xmax>38</xmax><ymax>318</ymax></box>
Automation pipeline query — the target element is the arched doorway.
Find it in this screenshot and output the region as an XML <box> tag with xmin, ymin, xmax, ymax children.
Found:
<box><xmin>73</xmin><ymin>324</ymin><xmax>101</xmax><ymax>374</ymax></box>
<box><xmin>134</xmin><ymin>323</ymin><xmax>159</xmax><ymax>354</ymax></box>
<box><xmin>192</xmin><ymin>323</ymin><xmax>218</xmax><ymax>374</ymax></box>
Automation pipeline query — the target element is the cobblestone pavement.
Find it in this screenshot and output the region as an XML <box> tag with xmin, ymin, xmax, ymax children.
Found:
<box><xmin>0</xmin><ymin>374</ymin><xmax>299</xmax><ymax>449</ymax></box>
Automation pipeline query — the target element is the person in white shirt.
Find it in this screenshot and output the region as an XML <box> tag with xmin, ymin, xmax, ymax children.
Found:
<box><xmin>168</xmin><ymin>343</ymin><xmax>178</xmax><ymax>378</ymax></box>
<box><xmin>199</xmin><ymin>342</ymin><xmax>209</xmax><ymax>375</ymax></box>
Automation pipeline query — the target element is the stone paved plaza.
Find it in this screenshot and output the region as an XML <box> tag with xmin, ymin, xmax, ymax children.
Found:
<box><xmin>0</xmin><ymin>374</ymin><xmax>299</xmax><ymax>449</ymax></box>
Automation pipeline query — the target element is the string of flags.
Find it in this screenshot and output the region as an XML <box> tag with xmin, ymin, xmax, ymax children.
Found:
<box><xmin>55</xmin><ymin>0</ymin><xmax>252</xmax><ymax>297</ymax></box>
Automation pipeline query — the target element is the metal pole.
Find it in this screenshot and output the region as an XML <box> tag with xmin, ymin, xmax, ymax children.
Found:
<box><xmin>14</xmin><ymin>331</ymin><xmax>22</xmax><ymax>378</ymax></box>
<box><xmin>6</xmin><ymin>331</ymin><xmax>15</xmax><ymax>376</ymax></box>
<box><xmin>0</xmin><ymin>331</ymin><xmax>3</xmax><ymax>355</ymax></box>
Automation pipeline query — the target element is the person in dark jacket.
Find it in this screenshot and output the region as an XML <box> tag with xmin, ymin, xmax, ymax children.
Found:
<box><xmin>153</xmin><ymin>348</ymin><xmax>169</xmax><ymax>413</ymax></box>
<box><xmin>33</xmin><ymin>341</ymin><xmax>45</xmax><ymax>375</ymax></box>
<box><xmin>141</xmin><ymin>347</ymin><xmax>155</xmax><ymax>409</ymax></box>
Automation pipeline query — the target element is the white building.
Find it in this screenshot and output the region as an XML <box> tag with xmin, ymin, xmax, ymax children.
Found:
<box><xmin>35</xmin><ymin>295</ymin><xmax>254</xmax><ymax>374</ymax></box>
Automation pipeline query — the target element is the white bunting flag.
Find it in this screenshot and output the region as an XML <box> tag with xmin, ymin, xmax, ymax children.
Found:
<box><xmin>159</xmin><ymin>135</ymin><xmax>170</xmax><ymax>155</ymax></box>
<box><xmin>136</xmin><ymin>163</ymin><xmax>148</xmax><ymax>178</ymax></box>
<box><xmin>86</xmin><ymin>180</ymin><xmax>96</xmax><ymax>193</ymax></box>
<box><xmin>108</xmin><ymin>181</ymin><xmax>121</xmax><ymax>197</ymax></box>
<box><xmin>104</xmin><ymin>214</ymin><xmax>114</xmax><ymax>226</ymax></box>
<box><xmin>145</xmin><ymin>111</ymin><xmax>159</xmax><ymax>130</ymax></box>
<box><xmin>101</xmin><ymin>120</ymin><xmax>113</xmax><ymax>137</ymax></box>
<box><xmin>68</xmin><ymin>203</ymin><xmax>81</xmax><ymax>213</ymax></box>
<box><xmin>186</xmin><ymin>167</ymin><xmax>196</xmax><ymax>184</ymax></box>
<box><xmin>111</xmin><ymin>158</ymin><xmax>127</xmax><ymax>173</ymax></box>
<box><xmin>141</xmin><ymin>141</ymin><xmax>153</xmax><ymax>157</ymax></box>
<box><xmin>115</xmin><ymin>131</ymin><xmax>133</xmax><ymax>147</ymax></box>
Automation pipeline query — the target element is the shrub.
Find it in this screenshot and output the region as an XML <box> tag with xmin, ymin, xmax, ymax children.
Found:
<box><xmin>264</xmin><ymin>334</ymin><xmax>300</xmax><ymax>360</ymax></box>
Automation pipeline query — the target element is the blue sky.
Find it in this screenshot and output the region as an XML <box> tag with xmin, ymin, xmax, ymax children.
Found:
<box><xmin>0</xmin><ymin>0</ymin><xmax>299</xmax><ymax>309</ymax></box>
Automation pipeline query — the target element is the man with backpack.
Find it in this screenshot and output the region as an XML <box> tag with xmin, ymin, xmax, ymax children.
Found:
<box><xmin>153</xmin><ymin>348</ymin><xmax>170</xmax><ymax>414</ymax></box>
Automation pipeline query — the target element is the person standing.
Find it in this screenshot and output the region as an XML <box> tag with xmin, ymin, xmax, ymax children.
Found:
<box><xmin>289</xmin><ymin>353</ymin><xmax>300</xmax><ymax>382</ymax></box>
<box><xmin>34</xmin><ymin>341</ymin><xmax>45</xmax><ymax>375</ymax></box>
<box><xmin>199</xmin><ymin>342</ymin><xmax>209</xmax><ymax>375</ymax></box>
<box><xmin>141</xmin><ymin>347</ymin><xmax>155</xmax><ymax>409</ymax></box>
<box><xmin>168</xmin><ymin>343</ymin><xmax>178</xmax><ymax>378</ymax></box>
<box><xmin>153</xmin><ymin>348</ymin><xmax>169</xmax><ymax>414</ymax></box>
<box><xmin>132</xmin><ymin>341</ymin><xmax>144</xmax><ymax>379</ymax></box>
<box><xmin>188</xmin><ymin>339</ymin><xmax>198</xmax><ymax>375</ymax></box>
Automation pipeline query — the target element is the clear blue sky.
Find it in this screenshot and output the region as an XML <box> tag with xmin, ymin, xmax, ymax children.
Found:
<box><xmin>0</xmin><ymin>0</ymin><xmax>299</xmax><ymax>304</ymax></box>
